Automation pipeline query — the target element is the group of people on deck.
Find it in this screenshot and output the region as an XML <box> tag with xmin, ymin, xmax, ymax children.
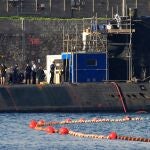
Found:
<box><xmin>24</xmin><ymin>61</ymin><xmax>45</xmax><ymax>84</ymax></box>
<box><xmin>0</xmin><ymin>60</ymin><xmax>58</xmax><ymax>85</ymax></box>
<box><xmin>0</xmin><ymin>61</ymin><xmax>45</xmax><ymax>85</ymax></box>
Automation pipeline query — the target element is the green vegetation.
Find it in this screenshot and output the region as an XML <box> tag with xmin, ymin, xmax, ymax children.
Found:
<box><xmin>0</xmin><ymin>16</ymin><xmax>108</xmax><ymax>21</ymax></box>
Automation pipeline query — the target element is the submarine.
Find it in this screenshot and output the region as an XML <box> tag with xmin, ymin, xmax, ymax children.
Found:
<box><xmin>0</xmin><ymin>11</ymin><xmax>150</xmax><ymax>113</ymax></box>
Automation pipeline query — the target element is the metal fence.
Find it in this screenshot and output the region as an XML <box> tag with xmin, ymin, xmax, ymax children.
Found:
<box><xmin>0</xmin><ymin>0</ymin><xmax>149</xmax><ymax>18</ymax></box>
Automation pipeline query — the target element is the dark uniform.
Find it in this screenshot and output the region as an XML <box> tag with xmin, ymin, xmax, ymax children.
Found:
<box><xmin>25</xmin><ymin>64</ymin><xmax>32</xmax><ymax>84</ymax></box>
<box><xmin>0</xmin><ymin>64</ymin><xmax>7</xmax><ymax>84</ymax></box>
<box><xmin>12</xmin><ymin>65</ymin><xmax>18</xmax><ymax>84</ymax></box>
<box><xmin>37</xmin><ymin>67</ymin><xmax>45</xmax><ymax>84</ymax></box>
<box><xmin>31</xmin><ymin>62</ymin><xmax>37</xmax><ymax>84</ymax></box>
<box><xmin>50</xmin><ymin>63</ymin><xmax>55</xmax><ymax>84</ymax></box>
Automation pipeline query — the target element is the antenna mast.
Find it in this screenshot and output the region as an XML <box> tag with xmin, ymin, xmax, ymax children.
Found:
<box><xmin>128</xmin><ymin>9</ymin><xmax>133</xmax><ymax>81</ymax></box>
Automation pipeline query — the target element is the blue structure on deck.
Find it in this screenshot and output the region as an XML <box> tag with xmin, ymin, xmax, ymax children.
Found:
<box><xmin>61</xmin><ymin>52</ymin><xmax>107</xmax><ymax>83</ymax></box>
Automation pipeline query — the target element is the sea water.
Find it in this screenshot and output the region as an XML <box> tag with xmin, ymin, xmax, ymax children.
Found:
<box><xmin>0</xmin><ymin>113</ymin><xmax>149</xmax><ymax>150</ymax></box>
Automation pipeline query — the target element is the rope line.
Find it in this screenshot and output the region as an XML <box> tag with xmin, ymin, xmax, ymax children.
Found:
<box><xmin>68</xmin><ymin>130</ymin><xmax>150</xmax><ymax>142</ymax></box>
<box><xmin>69</xmin><ymin>130</ymin><xmax>107</xmax><ymax>139</ymax></box>
<box><xmin>37</xmin><ymin>116</ymin><xmax>143</xmax><ymax>127</ymax></box>
<box><xmin>33</xmin><ymin>126</ymin><xmax>150</xmax><ymax>143</ymax></box>
<box><xmin>117</xmin><ymin>135</ymin><xmax>150</xmax><ymax>142</ymax></box>
<box><xmin>111</xmin><ymin>82</ymin><xmax>127</xmax><ymax>113</ymax></box>
<box><xmin>29</xmin><ymin>116</ymin><xmax>150</xmax><ymax>143</ymax></box>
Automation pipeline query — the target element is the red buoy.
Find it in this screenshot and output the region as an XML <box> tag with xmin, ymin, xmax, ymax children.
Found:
<box><xmin>46</xmin><ymin>126</ymin><xmax>55</xmax><ymax>134</ymax></box>
<box><xmin>108</xmin><ymin>132</ymin><xmax>117</xmax><ymax>140</ymax></box>
<box><xmin>37</xmin><ymin>120</ymin><xmax>45</xmax><ymax>126</ymax></box>
<box><xmin>59</xmin><ymin>127</ymin><xmax>69</xmax><ymax>135</ymax></box>
<box><xmin>29</xmin><ymin>120</ymin><xmax>37</xmax><ymax>129</ymax></box>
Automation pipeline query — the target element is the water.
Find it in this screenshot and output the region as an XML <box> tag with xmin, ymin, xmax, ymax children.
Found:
<box><xmin>0</xmin><ymin>113</ymin><xmax>149</xmax><ymax>150</ymax></box>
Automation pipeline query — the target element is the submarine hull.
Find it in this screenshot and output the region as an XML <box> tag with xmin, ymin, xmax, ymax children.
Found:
<box><xmin>0</xmin><ymin>83</ymin><xmax>149</xmax><ymax>113</ymax></box>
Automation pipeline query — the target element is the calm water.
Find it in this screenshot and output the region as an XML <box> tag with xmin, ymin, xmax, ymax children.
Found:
<box><xmin>0</xmin><ymin>113</ymin><xmax>149</xmax><ymax>150</ymax></box>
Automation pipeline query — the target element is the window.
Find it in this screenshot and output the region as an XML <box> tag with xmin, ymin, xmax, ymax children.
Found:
<box><xmin>86</xmin><ymin>59</ymin><xmax>97</xmax><ymax>66</ymax></box>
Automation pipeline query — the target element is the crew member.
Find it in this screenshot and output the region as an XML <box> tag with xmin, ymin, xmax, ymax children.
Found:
<box><xmin>82</xmin><ymin>28</ymin><xmax>90</xmax><ymax>51</ymax></box>
<box><xmin>0</xmin><ymin>63</ymin><xmax>7</xmax><ymax>85</ymax></box>
<box><xmin>114</xmin><ymin>14</ymin><xmax>121</xmax><ymax>28</ymax></box>
<box><xmin>37</xmin><ymin>66</ymin><xmax>45</xmax><ymax>84</ymax></box>
<box><xmin>12</xmin><ymin>64</ymin><xmax>19</xmax><ymax>84</ymax></box>
<box><xmin>50</xmin><ymin>62</ymin><xmax>55</xmax><ymax>84</ymax></box>
<box><xmin>31</xmin><ymin>61</ymin><xmax>37</xmax><ymax>84</ymax></box>
<box><xmin>25</xmin><ymin>63</ymin><xmax>32</xmax><ymax>84</ymax></box>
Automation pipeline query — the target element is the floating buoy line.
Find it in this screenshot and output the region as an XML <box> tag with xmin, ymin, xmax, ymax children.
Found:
<box><xmin>29</xmin><ymin>116</ymin><xmax>150</xmax><ymax>143</ymax></box>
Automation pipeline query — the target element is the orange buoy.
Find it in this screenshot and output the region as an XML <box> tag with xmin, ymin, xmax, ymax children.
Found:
<box><xmin>37</xmin><ymin>120</ymin><xmax>45</xmax><ymax>126</ymax></box>
<box><xmin>46</xmin><ymin>126</ymin><xmax>55</xmax><ymax>134</ymax></box>
<box><xmin>59</xmin><ymin>127</ymin><xmax>69</xmax><ymax>135</ymax></box>
<box><xmin>108</xmin><ymin>132</ymin><xmax>117</xmax><ymax>140</ymax></box>
<box><xmin>29</xmin><ymin>120</ymin><xmax>37</xmax><ymax>129</ymax></box>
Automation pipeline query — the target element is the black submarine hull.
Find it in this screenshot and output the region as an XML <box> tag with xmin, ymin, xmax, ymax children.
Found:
<box><xmin>0</xmin><ymin>82</ymin><xmax>149</xmax><ymax>113</ymax></box>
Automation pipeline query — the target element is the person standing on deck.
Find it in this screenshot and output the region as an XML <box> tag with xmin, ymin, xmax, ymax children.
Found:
<box><xmin>25</xmin><ymin>63</ymin><xmax>32</xmax><ymax>84</ymax></box>
<box><xmin>7</xmin><ymin>66</ymin><xmax>13</xmax><ymax>84</ymax></box>
<box><xmin>50</xmin><ymin>62</ymin><xmax>55</xmax><ymax>84</ymax></box>
<box><xmin>12</xmin><ymin>64</ymin><xmax>19</xmax><ymax>84</ymax></box>
<box><xmin>31</xmin><ymin>61</ymin><xmax>37</xmax><ymax>84</ymax></box>
<box><xmin>82</xmin><ymin>28</ymin><xmax>90</xmax><ymax>51</ymax></box>
<box><xmin>0</xmin><ymin>63</ymin><xmax>7</xmax><ymax>85</ymax></box>
<box><xmin>37</xmin><ymin>66</ymin><xmax>45</xmax><ymax>84</ymax></box>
